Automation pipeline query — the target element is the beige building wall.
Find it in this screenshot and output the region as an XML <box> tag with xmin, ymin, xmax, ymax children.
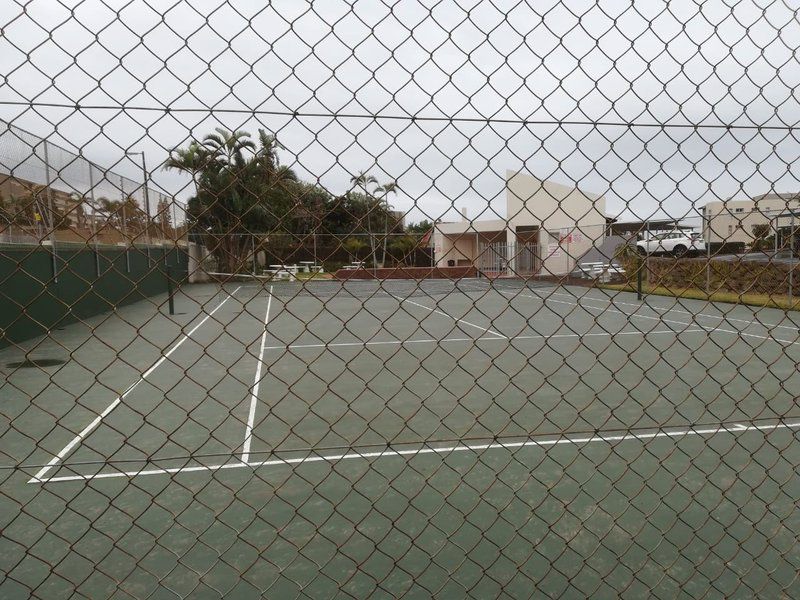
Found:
<box><xmin>703</xmin><ymin>195</ymin><xmax>800</xmax><ymax>244</ymax></box>
<box><xmin>505</xmin><ymin>171</ymin><xmax>607</xmax><ymax>275</ymax></box>
<box><xmin>432</xmin><ymin>173</ymin><xmax>607</xmax><ymax>275</ymax></box>
<box><xmin>433</xmin><ymin>218</ymin><xmax>506</xmax><ymax>268</ymax></box>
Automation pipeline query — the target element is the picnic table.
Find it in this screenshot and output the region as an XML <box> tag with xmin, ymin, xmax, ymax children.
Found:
<box><xmin>267</xmin><ymin>264</ymin><xmax>299</xmax><ymax>280</ymax></box>
<box><xmin>574</xmin><ymin>261</ymin><xmax>625</xmax><ymax>283</ymax></box>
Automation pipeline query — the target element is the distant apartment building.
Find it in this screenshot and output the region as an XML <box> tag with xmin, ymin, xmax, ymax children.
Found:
<box><xmin>702</xmin><ymin>192</ymin><xmax>800</xmax><ymax>245</ymax></box>
<box><xmin>0</xmin><ymin>174</ymin><xmax>88</xmax><ymax>227</ymax></box>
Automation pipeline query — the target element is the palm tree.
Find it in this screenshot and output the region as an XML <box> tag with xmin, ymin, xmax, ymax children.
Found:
<box><xmin>376</xmin><ymin>181</ymin><xmax>398</xmax><ymax>267</ymax></box>
<box><xmin>350</xmin><ymin>171</ymin><xmax>379</xmax><ymax>265</ymax></box>
<box><xmin>164</xmin><ymin>141</ymin><xmax>217</xmax><ymax>177</ymax></box>
<box><xmin>201</xmin><ymin>128</ymin><xmax>256</xmax><ymax>170</ymax></box>
<box><xmin>165</xmin><ymin>128</ymin><xmax>299</xmax><ymax>272</ymax></box>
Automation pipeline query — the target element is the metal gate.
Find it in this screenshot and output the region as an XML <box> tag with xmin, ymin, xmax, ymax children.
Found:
<box><xmin>478</xmin><ymin>241</ymin><xmax>539</xmax><ymax>276</ymax></box>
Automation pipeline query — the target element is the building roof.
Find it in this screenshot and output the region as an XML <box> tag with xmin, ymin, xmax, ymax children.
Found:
<box><xmin>752</xmin><ymin>192</ymin><xmax>800</xmax><ymax>203</ymax></box>
<box><xmin>704</xmin><ymin>192</ymin><xmax>800</xmax><ymax>208</ymax></box>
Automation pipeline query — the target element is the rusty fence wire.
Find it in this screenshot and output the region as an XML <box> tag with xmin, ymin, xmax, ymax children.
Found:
<box><xmin>2</xmin><ymin>1</ymin><xmax>800</xmax><ymax>598</ymax></box>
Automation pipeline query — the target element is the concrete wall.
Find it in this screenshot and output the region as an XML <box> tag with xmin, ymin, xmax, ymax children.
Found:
<box><xmin>187</xmin><ymin>242</ymin><xmax>211</xmax><ymax>283</ymax></box>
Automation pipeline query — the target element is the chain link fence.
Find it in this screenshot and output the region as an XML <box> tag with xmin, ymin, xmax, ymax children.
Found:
<box><xmin>2</xmin><ymin>1</ymin><xmax>800</xmax><ymax>598</ymax></box>
<box><xmin>0</xmin><ymin>120</ymin><xmax>187</xmax><ymax>247</ymax></box>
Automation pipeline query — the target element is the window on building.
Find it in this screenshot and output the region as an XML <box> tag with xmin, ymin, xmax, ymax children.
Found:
<box><xmin>728</xmin><ymin>225</ymin><xmax>733</xmax><ymax>235</ymax></box>
<box><xmin>735</xmin><ymin>208</ymin><xmax>744</xmax><ymax>213</ymax></box>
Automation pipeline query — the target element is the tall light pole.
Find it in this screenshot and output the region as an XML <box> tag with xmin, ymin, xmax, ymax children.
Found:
<box><xmin>125</xmin><ymin>151</ymin><xmax>151</xmax><ymax>246</ymax></box>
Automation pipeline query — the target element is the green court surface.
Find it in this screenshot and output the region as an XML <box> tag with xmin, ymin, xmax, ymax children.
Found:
<box><xmin>2</xmin><ymin>280</ymin><xmax>800</xmax><ymax>598</ymax></box>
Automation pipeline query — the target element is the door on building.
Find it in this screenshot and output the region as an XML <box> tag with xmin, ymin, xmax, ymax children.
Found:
<box><xmin>514</xmin><ymin>226</ymin><xmax>540</xmax><ymax>276</ymax></box>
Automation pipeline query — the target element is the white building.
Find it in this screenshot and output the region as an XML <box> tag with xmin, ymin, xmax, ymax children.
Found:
<box><xmin>433</xmin><ymin>171</ymin><xmax>608</xmax><ymax>276</ymax></box>
<box><xmin>702</xmin><ymin>192</ymin><xmax>800</xmax><ymax>245</ymax></box>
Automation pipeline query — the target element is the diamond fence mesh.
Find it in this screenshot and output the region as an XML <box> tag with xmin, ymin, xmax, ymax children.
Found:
<box><xmin>2</xmin><ymin>1</ymin><xmax>800</xmax><ymax>598</ymax></box>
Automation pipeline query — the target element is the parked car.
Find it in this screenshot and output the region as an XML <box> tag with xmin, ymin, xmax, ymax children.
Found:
<box><xmin>636</xmin><ymin>231</ymin><xmax>705</xmax><ymax>257</ymax></box>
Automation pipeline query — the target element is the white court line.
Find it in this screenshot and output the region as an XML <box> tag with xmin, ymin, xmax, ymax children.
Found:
<box><xmin>241</xmin><ymin>286</ymin><xmax>273</xmax><ymax>463</ymax></box>
<box><xmin>30</xmin><ymin>420</ymin><xmax>800</xmax><ymax>483</ymax></box>
<box><xmin>530</xmin><ymin>288</ymin><xmax>800</xmax><ymax>333</ymax></box>
<box><xmin>501</xmin><ymin>290</ymin><xmax>800</xmax><ymax>347</ymax></box>
<box><xmin>392</xmin><ymin>294</ymin><xmax>506</xmax><ymax>338</ymax></box>
<box><xmin>262</xmin><ymin>328</ymin><xmax>706</xmax><ymax>351</ymax></box>
<box><xmin>28</xmin><ymin>287</ymin><xmax>243</xmax><ymax>484</ymax></box>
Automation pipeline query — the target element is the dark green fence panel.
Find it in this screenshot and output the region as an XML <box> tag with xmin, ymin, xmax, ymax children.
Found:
<box><xmin>0</xmin><ymin>245</ymin><xmax>188</xmax><ymax>348</ymax></box>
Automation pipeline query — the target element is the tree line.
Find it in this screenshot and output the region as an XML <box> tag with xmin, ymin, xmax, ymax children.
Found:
<box><xmin>165</xmin><ymin>128</ymin><xmax>432</xmax><ymax>272</ymax></box>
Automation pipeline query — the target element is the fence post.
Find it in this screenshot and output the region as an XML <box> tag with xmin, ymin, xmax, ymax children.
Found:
<box><xmin>644</xmin><ymin>220</ymin><xmax>650</xmax><ymax>299</ymax></box>
<box><xmin>790</xmin><ymin>212</ymin><xmax>795</xmax><ymax>307</ymax></box>
<box><xmin>706</xmin><ymin>222</ymin><xmax>710</xmax><ymax>295</ymax></box>
<box><xmin>88</xmin><ymin>165</ymin><xmax>100</xmax><ymax>276</ymax></box>
<box><xmin>637</xmin><ymin>258</ymin><xmax>643</xmax><ymax>301</ymax></box>
<box><xmin>166</xmin><ymin>264</ymin><xmax>175</xmax><ymax>315</ymax></box>
<box><xmin>42</xmin><ymin>140</ymin><xmax>58</xmax><ymax>283</ymax></box>
<box><xmin>120</xmin><ymin>175</ymin><xmax>130</xmax><ymax>273</ymax></box>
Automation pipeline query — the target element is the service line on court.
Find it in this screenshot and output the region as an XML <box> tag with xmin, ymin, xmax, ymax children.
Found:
<box><xmin>529</xmin><ymin>288</ymin><xmax>800</xmax><ymax>333</ymax></box>
<box><xmin>261</xmin><ymin>328</ymin><xmax>706</xmax><ymax>351</ymax></box>
<box><xmin>29</xmin><ymin>287</ymin><xmax>243</xmax><ymax>484</ymax></box>
<box><xmin>500</xmin><ymin>290</ymin><xmax>800</xmax><ymax>347</ymax></box>
<box><xmin>241</xmin><ymin>286</ymin><xmax>274</xmax><ymax>463</ymax></box>
<box><xmin>29</xmin><ymin>420</ymin><xmax>800</xmax><ymax>483</ymax></box>
<box><xmin>391</xmin><ymin>294</ymin><xmax>506</xmax><ymax>339</ymax></box>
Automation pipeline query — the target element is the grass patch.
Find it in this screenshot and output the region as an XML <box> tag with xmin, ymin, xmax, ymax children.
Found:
<box><xmin>600</xmin><ymin>282</ymin><xmax>800</xmax><ymax>312</ymax></box>
<box><xmin>294</xmin><ymin>270</ymin><xmax>331</xmax><ymax>280</ymax></box>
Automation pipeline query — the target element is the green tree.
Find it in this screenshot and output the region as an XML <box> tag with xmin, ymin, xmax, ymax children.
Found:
<box><xmin>156</xmin><ymin>198</ymin><xmax>173</xmax><ymax>236</ymax></box>
<box><xmin>0</xmin><ymin>192</ymin><xmax>39</xmax><ymax>229</ymax></box>
<box><xmin>406</xmin><ymin>219</ymin><xmax>433</xmax><ymax>235</ymax></box>
<box><xmin>165</xmin><ymin>128</ymin><xmax>297</xmax><ymax>271</ymax></box>
<box><xmin>750</xmin><ymin>223</ymin><xmax>774</xmax><ymax>252</ymax></box>
<box><xmin>349</xmin><ymin>172</ymin><xmax>379</xmax><ymax>264</ymax></box>
<box><xmin>345</xmin><ymin>172</ymin><xmax>399</xmax><ymax>267</ymax></box>
<box><xmin>96</xmin><ymin>196</ymin><xmax>147</xmax><ymax>237</ymax></box>
<box><xmin>0</xmin><ymin>185</ymin><xmax>72</xmax><ymax>234</ymax></box>
<box><xmin>376</xmin><ymin>181</ymin><xmax>398</xmax><ymax>268</ymax></box>
<box><xmin>387</xmin><ymin>235</ymin><xmax>417</xmax><ymax>266</ymax></box>
<box><xmin>343</xmin><ymin>236</ymin><xmax>368</xmax><ymax>261</ymax></box>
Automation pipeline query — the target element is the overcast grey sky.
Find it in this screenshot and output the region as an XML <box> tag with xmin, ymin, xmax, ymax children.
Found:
<box><xmin>1</xmin><ymin>0</ymin><xmax>799</xmax><ymax>225</ymax></box>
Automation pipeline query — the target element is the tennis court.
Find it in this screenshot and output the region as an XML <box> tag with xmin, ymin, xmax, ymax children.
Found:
<box><xmin>3</xmin><ymin>279</ymin><xmax>800</xmax><ymax>597</ymax></box>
